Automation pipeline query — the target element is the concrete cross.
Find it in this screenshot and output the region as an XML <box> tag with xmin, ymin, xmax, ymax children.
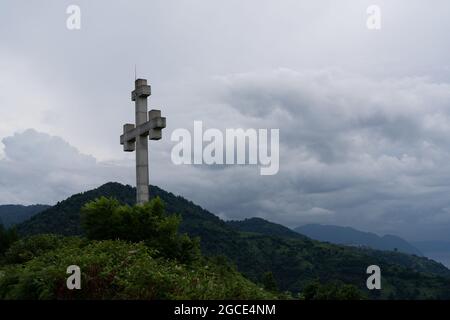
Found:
<box><xmin>120</xmin><ymin>79</ymin><xmax>166</xmax><ymax>204</ymax></box>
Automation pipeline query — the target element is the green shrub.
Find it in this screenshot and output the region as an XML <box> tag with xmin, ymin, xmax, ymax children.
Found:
<box><xmin>4</xmin><ymin>234</ymin><xmax>85</xmax><ymax>264</ymax></box>
<box><xmin>80</xmin><ymin>197</ymin><xmax>200</xmax><ymax>264</ymax></box>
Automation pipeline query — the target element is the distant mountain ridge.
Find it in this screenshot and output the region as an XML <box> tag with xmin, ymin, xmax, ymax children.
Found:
<box><xmin>0</xmin><ymin>204</ymin><xmax>50</xmax><ymax>227</ymax></box>
<box><xmin>294</xmin><ymin>224</ymin><xmax>422</xmax><ymax>256</ymax></box>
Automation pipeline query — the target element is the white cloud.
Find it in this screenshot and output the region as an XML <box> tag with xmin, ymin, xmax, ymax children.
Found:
<box><xmin>0</xmin><ymin>129</ymin><xmax>132</xmax><ymax>205</ymax></box>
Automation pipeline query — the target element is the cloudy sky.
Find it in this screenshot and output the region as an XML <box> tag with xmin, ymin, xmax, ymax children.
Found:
<box><xmin>1</xmin><ymin>0</ymin><xmax>450</xmax><ymax>242</ymax></box>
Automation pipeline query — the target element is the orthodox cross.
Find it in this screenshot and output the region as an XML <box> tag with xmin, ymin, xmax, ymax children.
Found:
<box><xmin>120</xmin><ymin>78</ymin><xmax>166</xmax><ymax>204</ymax></box>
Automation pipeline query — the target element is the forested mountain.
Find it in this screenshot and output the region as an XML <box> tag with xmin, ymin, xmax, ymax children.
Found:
<box><xmin>0</xmin><ymin>205</ymin><xmax>50</xmax><ymax>227</ymax></box>
<box><xmin>294</xmin><ymin>224</ymin><xmax>422</xmax><ymax>256</ymax></box>
<box><xmin>15</xmin><ymin>182</ymin><xmax>450</xmax><ymax>299</ymax></box>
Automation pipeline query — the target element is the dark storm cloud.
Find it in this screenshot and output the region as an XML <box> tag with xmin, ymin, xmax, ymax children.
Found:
<box><xmin>183</xmin><ymin>69</ymin><xmax>450</xmax><ymax>240</ymax></box>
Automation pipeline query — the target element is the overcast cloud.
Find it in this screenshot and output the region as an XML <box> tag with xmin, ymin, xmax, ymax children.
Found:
<box><xmin>1</xmin><ymin>1</ymin><xmax>450</xmax><ymax>242</ymax></box>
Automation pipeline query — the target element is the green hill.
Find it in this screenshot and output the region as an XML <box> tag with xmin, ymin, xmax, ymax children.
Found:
<box><xmin>15</xmin><ymin>182</ymin><xmax>450</xmax><ymax>299</ymax></box>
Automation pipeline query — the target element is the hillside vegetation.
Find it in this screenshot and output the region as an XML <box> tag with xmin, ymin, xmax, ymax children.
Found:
<box><xmin>14</xmin><ymin>182</ymin><xmax>450</xmax><ymax>299</ymax></box>
<box><xmin>0</xmin><ymin>198</ymin><xmax>275</xmax><ymax>300</ymax></box>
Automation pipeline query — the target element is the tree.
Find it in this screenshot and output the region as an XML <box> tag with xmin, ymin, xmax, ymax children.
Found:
<box><xmin>80</xmin><ymin>197</ymin><xmax>200</xmax><ymax>263</ymax></box>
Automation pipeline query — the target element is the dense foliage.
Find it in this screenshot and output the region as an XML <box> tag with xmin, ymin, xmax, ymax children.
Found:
<box><xmin>14</xmin><ymin>182</ymin><xmax>450</xmax><ymax>299</ymax></box>
<box><xmin>81</xmin><ymin>197</ymin><xmax>200</xmax><ymax>264</ymax></box>
<box><xmin>0</xmin><ymin>238</ymin><xmax>274</xmax><ymax>300</ymax></box>
<box><xmin>0</xmin><ymin>224</ymin><xmax>18</xmax><ymax>257</ymax></box>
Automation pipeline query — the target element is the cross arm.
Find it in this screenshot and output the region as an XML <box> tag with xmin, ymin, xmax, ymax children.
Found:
<box><xmin>131</xmin><ymin>84</ymin><xmax>151</xmax><ymax>101</ymax></box>
<box><xmin>120</xmin><ymin>109</ymin><xmax>166</xmax><ymax>151</ymax></box>
<box><xmin>148</xmin><ymin>109</ymin><xmax>166</xmax><ymax>140</ymax></box>
<box><xmin>120</xmin><ymin>124</ymin><xmax>136</xmax><ymax>151</ymax></box>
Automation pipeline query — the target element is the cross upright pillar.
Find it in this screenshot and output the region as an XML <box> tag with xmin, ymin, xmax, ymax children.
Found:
<box><xmin>133</xmin><ymin>79</ymin><xmax>151</xmax><ymax>204</ymax></box>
